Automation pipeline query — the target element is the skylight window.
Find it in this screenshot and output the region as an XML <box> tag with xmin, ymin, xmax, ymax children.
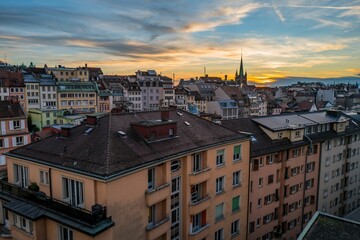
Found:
<box><xmin>184</xmin><ymin>121</ymin><xmax>190</xmax><ymax>126</ymax></box>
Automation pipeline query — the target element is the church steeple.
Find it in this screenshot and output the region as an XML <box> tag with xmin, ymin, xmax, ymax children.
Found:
<box><xmin>239</xmin><ymin>53</ymin><xmax>244</xmax><ymax>77</ymax></box>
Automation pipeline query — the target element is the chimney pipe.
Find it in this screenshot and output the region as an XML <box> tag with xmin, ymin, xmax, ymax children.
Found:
<box><xmin>225</xmin><ymin>75</ymin><xmax>228</xmax><ymax>81</ymax></box>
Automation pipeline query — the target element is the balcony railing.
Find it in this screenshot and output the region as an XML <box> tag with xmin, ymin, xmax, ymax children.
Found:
<box><xmin>0</xmin><ymin>180</ymin><xmax>109</xmax><ymax>226</ymax></box>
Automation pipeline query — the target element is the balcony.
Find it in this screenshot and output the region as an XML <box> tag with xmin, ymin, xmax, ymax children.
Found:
<box><xmin>189</xmin><ymin>168</ymin><xmax>211</xmax><ymax>185</ymax></box>
<box><xmin>189</xmin><ymin>195</ymin><xmax>210</xmax><ymax>215</ymax></box>
<box><xmin>146</xmin><ymin>183</ymin><xmax>170</xmax><ymax>206</ymax></box>
<box><xmin>146</xmin><ymin>217</ymin><xmax>170</xmax><ymax>240</ymax></box>
<box><xmin>0</xmin><ymin>180</ymin><xmax>113</xmax><ymax>234</ymax></box>
<box><xmin>189</xmin><ymin>224</ymin><xmax>209</xmax><ymax>240</ymax></box>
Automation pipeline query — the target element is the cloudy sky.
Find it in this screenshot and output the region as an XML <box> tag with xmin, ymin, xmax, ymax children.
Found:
<box><xmin>0</xmin><ymin>0</ymin><xmax>360</xmax><ymax>85</ymax></box>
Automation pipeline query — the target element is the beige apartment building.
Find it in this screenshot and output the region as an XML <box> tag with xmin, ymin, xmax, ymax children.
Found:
<box><xmin>57</xmin><ymin>81</ymin><xmax>98</xmax><ymax>114</ymax></box>
<box><xmin>0</xmin><ymin>110</ymin><xmax>250</xmax><ymax>240</ymax></box>
<box><xmin>223</xmin><ymin>115</ymin><xmax>319</xmax><ymax>240</ymax></box>
<box><xmin>45</xmin><ymin>65</ymin><xmax>89</xmax><ymax>82</ymax></box>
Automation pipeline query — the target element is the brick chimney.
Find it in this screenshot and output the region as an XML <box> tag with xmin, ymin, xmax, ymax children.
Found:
<box><xmin>86</xmin><ymin>115</ymin><xmax>97</xmax><ymax>125</ymax></box>
<box><xmin>61</xmin><ymin>127</ymin><xmax>71</xmax><ymax>138</ymax></box>
<box><xmin>161</xmin><ymin>110</ymin><xmax>170</xmax><ymax>122</ymax></box>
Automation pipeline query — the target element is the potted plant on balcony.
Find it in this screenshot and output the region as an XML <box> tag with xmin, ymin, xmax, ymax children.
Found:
<box><xmin>28</xmin><ymin>182</ymin><xmax>40</xmax><ymax>192</ymax></box>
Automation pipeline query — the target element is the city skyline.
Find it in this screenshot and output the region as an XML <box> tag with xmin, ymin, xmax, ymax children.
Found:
<box><xmin>1</xmin><ymin>0</ymin><xmax>360</xmax><ymax>85</ymax></box>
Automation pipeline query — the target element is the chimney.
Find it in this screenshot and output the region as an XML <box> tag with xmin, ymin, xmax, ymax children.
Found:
<box><xmin>161</xmin><ymin>110</ymin><xmax>170</xmax><ymax>122</ymax></box>
<box><xmin>205</xmin><ymin>74</ymin><xmax>208</xmax><ymax>78</ymax></box>
<box><xmin>85</xmin><ymin>63</ymin><xmax>88</xmax><ymax>68</ymax></box>
<box><xmin>225</xmin><ymin>75</ymin><xmax>228</xmax><ymax>81</ymax></box>
<box><xmin>86</xmin><ymin>115</ymin><xmax>97</xmax><ymax>125</ymax></box>
<box><xmin>61</xmin><ymin>127</ymin><xmax>71</xmax><ymax>138</ymax></box>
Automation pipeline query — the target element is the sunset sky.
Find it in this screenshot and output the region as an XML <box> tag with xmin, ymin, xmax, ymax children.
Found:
<box><xmin>0</xmin><ymin>0</ymin><xmax>360</xmax><ymax>85</ymax></box>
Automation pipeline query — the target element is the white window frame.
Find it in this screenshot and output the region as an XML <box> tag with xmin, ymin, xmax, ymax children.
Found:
<box><xmin>13</xmin><ymin>214</ymin><xmax>33</xmax><ymax>235</ymax></box>
<box><xmin>216</xmin><ymin>176</ymin><xmax>224</xmax><ymax>194</ymax></box>
<box><xmin>231</xmin><ymin>219</ymin><xmax>240</xmax><ymax>236</ymax></box>
<box><xmin>233</xmin><ymin>171</ymin><xmax>241</xmax><ymax>187</ymax></box>
<box><xmin>59</xmin><ymin>225</ymin><xmax>73</xmax><ymax>240</ymax></box>
<box><xmin>216</xmin><ymin>149</ymin><xmax>225</xmax><ymax>166</ymax></box>
<box><xmin>62</xmin><ymin>177</ymin><xmax>84</xmax><ymax>207</ymax></box>
<box><xmin>13</xmin><ymin>164</ymin><xmax>29</xmax><ymax>188</ymax></box>
<box><xmin>40</xmin><ymin>170</ymin><xmax>49</xmax><ymax>185</ymax></box>
<box><xmin>148</xmin><ymin>168</ymin><xmax>155</xmax><ymax>190</ymax></box>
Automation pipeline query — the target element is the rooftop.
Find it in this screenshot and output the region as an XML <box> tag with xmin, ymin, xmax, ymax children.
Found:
<box><xmin>8</xmin><ymin>110</ymin><xmax>248</xmax><ymax>180</ymax></box>
<box><xmin>298</xmin><ymin>211</ymin><xmax>360</xmax><ymax>240</ymax></box>
<box><xmin>0</xmin><ymin>100</ymin><xmax>26</xmax><ymax>119</ymax></box>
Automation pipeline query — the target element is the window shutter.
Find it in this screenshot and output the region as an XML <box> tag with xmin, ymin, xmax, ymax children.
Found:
<box><xmin>9</xmin><ymin>121</ymin><xmax>14</xmax><ymax>130</ymax></box>
<box><xmin>4</xmin><ymin>138</ymin><xmax>9</xmax><ymax>148</ymax></box>
<box><xmin>20</xmin><ymin>120</ymin><xmax>25</xmax><ymax>129</ymax></box>
<box><xmin>234</xmin><ymin>145</ymin><xmax>240</xmax><ymax>155</ymax></box>
<box><xmin>12</xmin><ymin>137</ymin><xmax>16</xmax><ymax>146</ymax></box>
<box><xmin>24</xmin><ymin>136</ymin><xmax>28</xmax><ymax>145</ymax></box>
<box><xmin>1</xmin><ymin>121</ymin><xmax>6</xmax><ymax>134</ymax></box>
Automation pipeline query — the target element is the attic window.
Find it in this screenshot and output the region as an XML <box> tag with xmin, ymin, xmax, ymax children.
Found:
<box><xmin>84</xmin><ymin>128</ymin><xmax>94</xmax><ymax>135</ymax></box>
<box><xmin>184</xmin><ymin>121</ymin><xmax>190</xmax><ymax>126</ymax></box>
<box><xmin>117</xmin><ymin>131</ymin><xmax>126</xmax><ymax>138</ymax></box>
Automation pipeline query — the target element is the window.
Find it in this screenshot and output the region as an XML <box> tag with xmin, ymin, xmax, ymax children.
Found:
<box><xmin>233</xmin><ymin>171</ymin><xmax>241</xmax><ymax>187</ymax></box>
<box><xmin>215</xmin><ymin>228</ymin><xmax>224</xmax><ymax>240</ymax></box>
<box><xmin>0</xmin><ymin>139</ymin><xmax>3</xmax><ymax>148</ymax></box>
<box><xmin>148</xmin><ymin>168</ymin><xmax>155</xmax><ymax>190</ymax></box>
<box><xmin>290</xmin><ymin>185</ymin><xmax>298</xmax><ymax>194</ymax></box>
<box><xmin>266</xmin><ymin>155</ymin><xmax>273</xmax><ymax>164</ymax></box>
<box><xmin>258</xmin><ymin>177</ymin><xmax>263</xmax><ymax>187</ymax></box>
<box><xmin>192</xmin><ymin>153</ymin><xmax>202</xmax><ymax>172</ymax></box>
<box><xmin>13</xmin><ymin>120</ymin><xmax>20</xmax><ymax>129</ymax></box>
<box><xmin>171</xmin><ymin>160</ymin><xmax>180</xmax><ymax>172</ymax></box>
<box><xmin>60</xmin><ymin>225</ymin><xmax>73</xmax><ymax>240</ymax></box>
<box><xmin>257</xmin><ymin>198</ymin><xmax>262</xmax><ymax>207</ymax></box>
<box><xmin>256</xmin><ymin>218</ymin><xmax>261</xmax><ymax>227</ymax></box>
<box><xmin>40</xmin><ymin>170</ymin><xmax>49</xmax><ymax>185</ymax></box>
<box><xmin>215</xmin><ymin>203</ymin><xmax>224</xmax><ymax>221</ymax></box>
<box><xmin>232</xmin><ymin>195</ymin><xmax>240</xmax><ymax>212</ymax></box>
<box><xmin>233</xmin><ymin>145</ymin><xmax>241</xmax><ymax>161</ymax></box>
<box><xmin>325</xmin><ymin>140</ymin><xmax>331</xmax><ymax>150</ymax></box>
<box><xmin>268</xmin><ymin>175</ymin><xmax>274</xmax><ymax>184</ymax></box>
<box><xmin>295</xmin><ymin>131</ymin><xmax>300</xmax><ymax>138</ymax></box>
<box><xmin>288</xmin><ymin>219</ymin><xmax>297</xmax><ymax>230</ymax></box>
<box><xmin>14</xmin><ymin>164</ymin><xmax>28</xmax><ymax>187</ymax></box>
<box><xmin>62</xmin><ymin>177</ymin><xmax>84</xmax><ymax>207</ymax></box>
<box><xmin>13</xmin><ymin>214</ymin><xmax>33</xmax><ymax>235</ymax></box>
<box><xmin>306</xmin><ymin>179</ymin><xmax>314</xmax><ymax>189</ymax></box>
<box><xmin>263</xmin><ymin>213</ymin><xmax>272</xmax><ymax>224</ymax></box>
<box><xmin>192</xmin><ymin>211</ymin><xmax>206</xmax><ymax>233</ymax></box>
<box><xmin>264</xmin><ymin>194</ymin><xmax>273</xmax><ymax>205</ymax></box>
<box><xmin>216</xmin><ymin>149</ymin><xmax>225</xmax><ymax>166</ymax></box>
<box><xmin>231</xmin><ymin>219</ymin><xmax>240</xmax><ymax>236</ymax></box>
<box><xmin>148</xmin><ymin>205</ymin><xmax>155</xmax><ymax>226</ymax></box>
<box><xmin>216</xmin><ymin>176</ymin><xmax>224</xmax><ymax>194</ymax></box>
<box><xmin>169</xmin><ymin>128</ymin><xmax>174</xmax><ymax>136</ymax></box>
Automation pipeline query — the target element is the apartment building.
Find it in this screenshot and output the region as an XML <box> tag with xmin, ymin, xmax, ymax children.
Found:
<box><xmin>24</xmin><ymin>74</ymin><xmax>40</xmax><ymax>110</ymax></box>
<box><xmin>45</xmin><ymin>65</ymin><xmax>89</xmax><ymax>82</ymax></box>
<box><xmin>0</xmin><ymin>70</ymin><xmax>26</xmax><ymax>111</ymax></box>
<box><xmin>160</xmin><ymin>76</ymin><xmax>175</xmax><ymax>108</ymax></box>
<box><xmin>1</xmin><ymin>110</ymin><xmax>250</xmax><ymax>240</ymax></box>
<box><xmin>127</xmin><ymin>82</ymin><xmax>142</xmax><ymax>111</ymax></box>
<box><xmin>137</xmin><ymin>70</ymin><xmax>163</xmax><ymax>111</ymax></box>
<box><xmin>0</xmin><ymin>100</ymin><xmax>31</xmax><ymax>174</ymax></box>
<box><xmin>57</xmin><ymin>81</ymin><xmax>98</xmax><ymax>114</ymax></box>
<box><xmin>223</xmin><ymin>114</ymin><xmax>321</xmax><ymax>240</ymax></box>
<box><xmin>39</xmin><ymin>75</ymin><xmax>57</xmax><ymax>109</ymax></box>
<box><xmin>305</xmin><ymin>111</ymin><xmax>360</xmax><ymax>216</ymax></box>
<box><xmin>207</xmin><ymin>100</ymin><xmax>238</xmax><ymax>120</ymax></box>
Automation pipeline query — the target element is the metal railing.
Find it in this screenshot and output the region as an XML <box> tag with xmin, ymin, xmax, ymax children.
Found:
<box><xmin>0</xmin><ymin>180</ymin><xmax>108</xmax><ymax>226</ymax></box>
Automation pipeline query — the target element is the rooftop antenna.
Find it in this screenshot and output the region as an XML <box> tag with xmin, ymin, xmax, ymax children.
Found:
<box><xmin>4</xmin><ymin>53</ymin><xmax>6</xmax><ymax>64</ymax></box>
<box><xmin>173</xmin><ymin>73</ymin><xmax>175</xmax><ymax>81</ymax></box>
<box><xmin>204</xmin><ymin>67</ymin><xmax>206</xmax><ymax>76</ymax></box>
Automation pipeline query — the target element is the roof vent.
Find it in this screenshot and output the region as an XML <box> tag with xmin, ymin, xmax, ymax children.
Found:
<box><xmin>117</xmin><ymin>131</ymin><xmax>126</xmax><ymax>138</ymax></box>
<box><xmin>177</xmin><ymin>112</ymin><xmax>183</xmax><ymax>116</ymax></box>
<box><xmin>184</xmin><ymin>121</ymin><xmax>190</xmax><ymax>126</ymax></box>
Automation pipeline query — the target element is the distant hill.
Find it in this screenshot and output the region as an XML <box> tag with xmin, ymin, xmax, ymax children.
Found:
<box><xmin>268</xmin><ymin>76</ymin><xmax>360</xmax><ymax>87</ymax></box>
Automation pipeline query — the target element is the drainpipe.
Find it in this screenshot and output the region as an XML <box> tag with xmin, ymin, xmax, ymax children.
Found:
<box><xmin>49</xmin><ymin>168</ymin><xmax>53</xmax><ymax>198</ymax></box>
<box><xmin>301</xmin><ymin>135</ymin><xmax>313</xmax><ymax>231</ymax></box>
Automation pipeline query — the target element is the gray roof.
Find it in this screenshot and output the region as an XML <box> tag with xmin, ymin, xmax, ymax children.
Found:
<box><xmin>298</xmin><ymin>211</ymin><xmax>360</xmax><ymax>240</ymax></box>
<box><xmin>8</xmin><ymin>110</ymin><xmax>248</xmax><ymax>180</ymax></box>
